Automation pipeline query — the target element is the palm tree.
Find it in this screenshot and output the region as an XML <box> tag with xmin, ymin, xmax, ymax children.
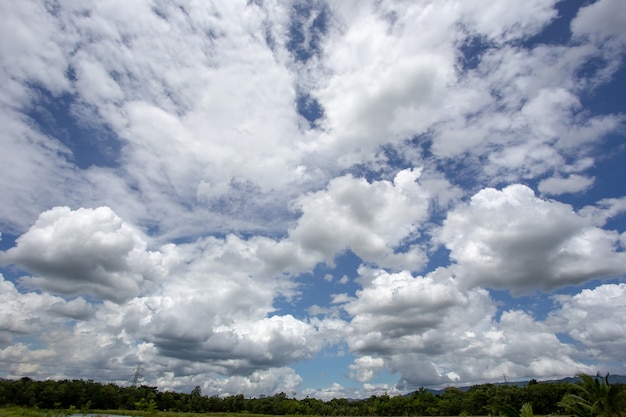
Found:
<box><xmin>499</xmin><ymin>402</ymin><xmax>535</xmax><ymax>417</ymax></box>
<box><xmin>559</xmin><ymin>373</ymin><xmax>625</xmax><ymax>417</ymax></box>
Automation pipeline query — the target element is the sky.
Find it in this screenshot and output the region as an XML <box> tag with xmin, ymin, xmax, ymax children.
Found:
<box><xmin>1</xmin><ymin>0</ymin><xmax>626</xmax><ymax>400</ymax></box>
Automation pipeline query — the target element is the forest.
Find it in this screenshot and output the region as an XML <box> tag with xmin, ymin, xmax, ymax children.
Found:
<box><xmin>0</xmin><ymin>374</ymin><xmax>624</xmax><ymax>416</ymax></box>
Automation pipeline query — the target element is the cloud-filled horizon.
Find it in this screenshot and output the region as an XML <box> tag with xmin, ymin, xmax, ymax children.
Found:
<box><xmin>1</xmin><ymin>0</ymin><xmax>625</xmax><ymax>399</ymax></box>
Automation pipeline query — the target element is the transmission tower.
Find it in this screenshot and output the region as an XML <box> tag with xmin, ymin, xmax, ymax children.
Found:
<box><xmin>131</xmin><ymin>365</ymin><xmax>143</xmax><ymax>387</ymax></box>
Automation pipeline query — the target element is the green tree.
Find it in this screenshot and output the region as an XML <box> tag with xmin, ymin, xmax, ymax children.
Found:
<box><xmin>229</xmin><ymin>393</ymin><xmax>245</xmax><ymax>412</ymax></box>
<box><xmin>13</xmin><ymin>377</ymin><xmax>37</xmax><ymax>407</ymax></box>
<box><xmin>157</xmin><ymin>391</ymin><xmax>176</xmax><ymax>411</ymax></box>
<box><xmin>440</xmin><ymin>386</ymin><xmax>467</xmax><ymax>415</ymax></box>
<box><xmin>559</xmin><ymin>373</ymin><xmax>625</xmax><ymax>417</ymax></box>
<box><xmin>524</xmin><ymin>380</ymin><xmax>571</xmax><ymax>415</ymax></box>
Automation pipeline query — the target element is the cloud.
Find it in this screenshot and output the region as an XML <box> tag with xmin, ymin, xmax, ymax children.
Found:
<box><xmin>144</xmin><ymin>308</ymin><xmax>323</xmax><ymax>373</ymax></box>
<box><xmin>303</xmin><ymin>381</ymin><xmax>403</xmax><ymax>402</ymax></box>
<box><xmin>91</xmin><ymin>233</ymin><xmax>335</xmax><ymax>377</ymax></box>
<box><xmin>1</xmin><ymin>206</ymin><xmax>166</xmax><ymax>303</ymax></box>
<box><xmin>439</xmin><ymin>184</ymin><xmax>626</xmax><ymax>294</ymax></box>
<box><xmin>453</xmin><ymin>309</ymin><xmax>588</xmax><ymax>381</ymax></box>
<box><xmin>0</xmin><ymin>0</ymin><xmax>314</xmax><ymax>239</ymax></box>
<box><xmin>302</xmin><ymin>382</ymin><xmax>361</xmax><ymax>402</ymax></box>
<box><xmin>338</xmin><ymin>266</ymin><xmax>593</xmax><ymax>389</ymax></box>
<box><xmin>312</xmin><ymin>1</ymin><xmax>458</xmax><ymax>164</ymax></box>
<box><xmin>289</xmin><ymin>168</ymin><xmax>430</xmax><ymax>269</ymax></box>
<box><xmin>538</xmin><ymin>174</ymin><xmax>595</xmax><ymax>196</ymax></box>
<box><xmin>0</xmin><ymin>268</ymin><xmax>325</xmax><ymax>393</ymax></box>
<box><xmin>340</xmin><ymin>267</ymin><xmax>489</xmax><ymax>385</ymax></box>
<box><xmin>0</xmin><ymin>107</ymin><xmax>86</xmax><ymax>234</ymax></box>
<box><xmin>0</xmin><ymin>343</ymin><xmax>58</xmax><ymax>377</ymax></box>
<box><xmin>571</xmin><ymin>0</ymin><xmax>626</xmax><ymax>44</ymax></box>
<box><xmin>460</xmin><ymin>0</ymin><xmax>558</xmax><ymax>42</ymax></box>
<box><xmin>549</xmin><ymin>283</ymin><xmax>626</xmax><ymax>364</ymax></box>
<box><xmin>0</xmin><ymin>209</ymin><xmax>340</xmax><ymax>384</ymax></box>
<box><xmin>63</xmin><ymin>0</ymin><xmax>315</xmax><ymax>235</ymax></box>
<box><xmin>48</xmin><ymin>297</ymin><xmax>95</xmax><ymax>321</ymax></box>
<box><xmin>0</xmin><ymin>274</ymin><xmax>94</xmax><ymax>345</ymax></box>
<box><xmin>343</xmin><ymin>268</ymin><xmax>468</xmax><ymax>347</ymax></box>
<box><xmin>0</xmin><ymin>1</ymin><xmax>71</xmax><ymax>96</ymax></box>
<box><xmin>348</xmin><ymin>355</ymin><xmax>385</xmax><ymax>383</ymax></box>
<box><xmin>426</xmin><ymin>20</ymin><xmax>624</xmax><ymax>185</ymax></box>
<box><xmin>200</xmin><ymin>367</ymin><xmax>303</xmax><ymax>398</ymax></box>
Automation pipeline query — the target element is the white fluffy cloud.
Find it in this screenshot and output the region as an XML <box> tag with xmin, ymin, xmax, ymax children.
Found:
<box><xmin>336</xmin><ymin>267</ymin><xmax>594</xmax><ymax>389</ymax></box>
<box><xmin>439</xmin><ymin>184</ymin><xmax>626</xmax><ymax>294</ymax></box>
<box><xmin>1</xmin><ymin>206</ymin><xmax>166</xmax><ymax>303</ymax></box>
<box><xmin>339</xmin><ymin>267</ymin><xmax>486</xmax><ymax>386</ymax></box>
<box><xmin>349</xmin><ymin>355</ymin><xmax>385</xmax><ymax>383</ymax></box>
<box><xmin>549</xmin><ymin>284</ymin><xmax>626</xmax><ymax>364</ymax></box>
<box><xmin>343</xmin><ymin>268</ymin><xmax>469</xmax><ymax>351</ymax></box>
<box><xmin>76</xmin><ymin>232</ymin><xmax>336</xmax><ymax>378</ymax></box>
<box><xmin>0</xmin><ymin>274</ymin><xmax>94</xmax><ymax>345</ymax></box>
<box><xmin>290</xmin><ymin>168</ymin><xmax>429</xmax><ymax>269</ymax></box>
<box><xmin>201</xmin><ymin>367</ymin><xmax>303</xmax><ymax>398</ymax></box>
<box><xmin>0</xmin><ymin>225</ymin><xmax>337</xmax><ymax>391</ymax></box>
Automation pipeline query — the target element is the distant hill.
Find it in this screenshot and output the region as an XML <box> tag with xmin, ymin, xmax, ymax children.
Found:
<box><xmin>555</xmin><ymin>374</ymin><xmax>626</xmax><ymax>385</ymax></box>
<box><xmin>410</xmin><ymin>374</ymin><xmax>626</xmax><ymax>396</ymax></box>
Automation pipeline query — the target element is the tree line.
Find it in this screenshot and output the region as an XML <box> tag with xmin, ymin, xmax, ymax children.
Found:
<box><xmin>0</xmin><ymin>374</ymin><xmax>624</xmax><ymax>416</ymax></box>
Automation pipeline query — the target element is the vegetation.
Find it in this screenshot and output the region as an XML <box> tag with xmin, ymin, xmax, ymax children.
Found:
<box><xmin>498</xmin><ymin>402</ymin><xmax>535</xmax><ymax>417</ymax></box>
<box><xmin>0</xmin><ymin>374</ymin><xmax>623</xmax><ymax>416</ymax></box>
<box><xmin>559</xmin><ymin>374</ymin><xmax>625</xmax><ymax>417</ymax></box>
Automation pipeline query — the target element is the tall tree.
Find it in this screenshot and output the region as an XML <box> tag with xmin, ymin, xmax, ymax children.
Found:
<box><xmin>559</xmin><ymin>373</ymin><xmax>625</xmax><ymax>417</ymax></box>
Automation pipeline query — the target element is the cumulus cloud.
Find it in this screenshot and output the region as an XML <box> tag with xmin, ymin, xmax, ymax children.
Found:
<box><xmin>439</xmin><ymin>184</ymin><xmax>626</xmax><ymax>294</ymax></box>
<box><xmin>302</xmin><ymin>382</ymin><xmax>362</xmax><ymax>402</ymax></box>
<box><xmin>145</xmin><ymin>309</ymin><xmax>323</xmax><ymax>373</ymax></box>
<box><xmin>450</xmin><ymin>309</ymin><xmax>589</xmax><ymax>382</ymax></box>
<box><xmin>312</xmin><ymin>1</ymin><xmax>458</xmax><ymax>164</ymax></box>
<box><xmin>343</xmin><ymin>268</ymin><xmax>468</xmax><ymax>347</ymax></box>
<box><xmin>200</xmin><ymin>367</ymin><xmax>303</xmax><ymax>398</ymax></box>
<box><xmin>84</xmin><ymin>233</ymin><xmax>337</xmax><ymax>380</ymax></box>
<box><xmin>349</xmin><ymin>355</ymin><xmax>385</xmax><ymax>383</ymax></box>
<box><xmin>337</xmin><ymin>266</ymin><xmax>594</xmax><ymax>389</ymax></box>
<box><xmin>339</xmin><ymin>267</ymin><xmax>487</xmax><ymax>385</ymax></box>
<box><xmin>1</xmin><ymin>206</ymin><xmax>166</xmax><ymax>303</ymax></box>
<box><xmin>290</xmin><ymin>168</ymin><xmax>429</xmax><ymax>269</ymax></box>
<box><xmin>549</xmin><ymin>284</ymin><xmax>626</xmax><ymax>364</ymax></box>
<box><xmin>0</xmin><ymin>274</ymin><xmax>94</xmax><ymax>345</ymax></box>
<box><xmin>1</xmin><ymin>208</ymin><xmax>342</xmax><ymax>388</ymax></box>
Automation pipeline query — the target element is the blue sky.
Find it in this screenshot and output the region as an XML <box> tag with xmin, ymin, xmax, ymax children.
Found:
<box><xmin>1</xmin><ymin>0</ymin><xmax>625</xmax><ymax>399</ymax></box>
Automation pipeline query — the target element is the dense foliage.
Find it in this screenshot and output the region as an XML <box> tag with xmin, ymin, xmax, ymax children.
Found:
<box><xmin>0</xmin><ymin>375</ymin><xmax>623</xmax><ymax>416</ymax></box>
